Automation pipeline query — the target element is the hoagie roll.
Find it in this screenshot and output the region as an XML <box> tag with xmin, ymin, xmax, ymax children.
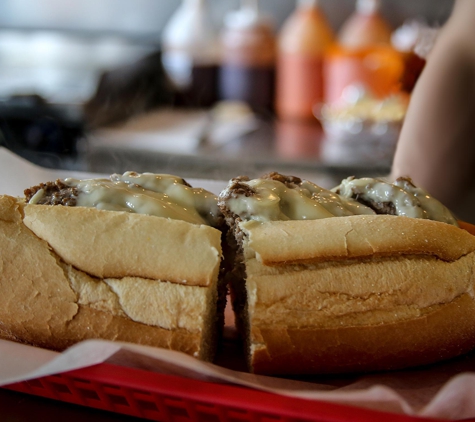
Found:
<box><xmin>218</xmin><ymin>173</ymin><xmax>475</xmax><ymax>374</ymax></box>
<box><xmin>0</xmin><ymin>172</ymin><xmax>226</xmax><ymax>361</ymax></box>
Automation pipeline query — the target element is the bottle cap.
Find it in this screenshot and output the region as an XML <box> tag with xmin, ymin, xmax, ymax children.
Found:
<box><xmin>356</xmin><ymin>0</ymin><xmax>381</xmax><ymax>15</ymax></box>
<box><xmin>297</xmin><ymin>0</ymin><xmax>320</xmax><ymax>8</ymax></box>
<box><xmin>223</xmin><ymin>0</ymin><xmax>273</xmax><ymax>29</ymax></box>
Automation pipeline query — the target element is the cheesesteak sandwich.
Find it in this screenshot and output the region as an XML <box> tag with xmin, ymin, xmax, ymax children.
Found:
<box><xmin>0</xmin><ymin>172</ymin><xmax>226</xmax><ymax>361</ymax></box>
<box><xmin>218</xmin><ymin>172</ymin><xmax>475</xmax><ymax>375</ymax></box>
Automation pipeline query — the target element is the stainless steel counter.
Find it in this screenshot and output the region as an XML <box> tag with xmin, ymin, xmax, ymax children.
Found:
<box><xmin>83</xmin><ymin>115</ymin><xmax>390</xmax><ymax>189</ymax></box>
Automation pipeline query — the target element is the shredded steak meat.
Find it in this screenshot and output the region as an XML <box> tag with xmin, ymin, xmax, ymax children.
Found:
<box><xmin>335</xmin><ymin>180</ymin><xmax>398</xmax><ymax>216</ymax></box>
<box><xmin>395</xmin><ymin>176</ymin><xmax>416</xmax><ymax>187</ymax></box>
<box><xmin>24</xmin><ymin>180</ymin><xmax>78</xmax><ymax>206</ymax></box>
<box><xmin>217</xmin><ymin>176</ymin><xmax>257</xmax><ymax>249</ymax></box>
<box><xmin>353</xmin><ymin>195</ymin><xmax>397</xmax><ymax>215</ymax></box>
<box><xmin>261</xmin><ymin>172</ymin><xmax>302</xmax><ymax>188</ymax></box>
<box><xmin>178</xmin><ymin>177</ymin><xmax>192</xmax><ymax>188</ymax></box>
<box><xmin>219</xmin><ymin>177</ymin><xmax>254</xmax><ymax>200</ymax></box>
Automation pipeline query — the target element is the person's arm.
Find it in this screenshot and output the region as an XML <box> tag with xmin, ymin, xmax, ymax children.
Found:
<box><xmin>390</xmin><ymin>0</ymin><xmax>475</xmax><ymax>208</ymax></box>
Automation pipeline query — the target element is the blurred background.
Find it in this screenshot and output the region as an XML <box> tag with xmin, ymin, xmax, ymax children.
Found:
<box><xmin>0</xmin><ymin>0</ymin><xmax>454</xmax><ymax>184</ymax></box>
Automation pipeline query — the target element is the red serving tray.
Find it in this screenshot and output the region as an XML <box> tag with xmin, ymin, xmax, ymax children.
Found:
<box><xmin>1</xmin><ymin>362</ymin><xmax>464</xmax><ymax>422</ymax></box>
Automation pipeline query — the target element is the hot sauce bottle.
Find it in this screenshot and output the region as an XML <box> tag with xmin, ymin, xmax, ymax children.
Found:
<box><xmin>324</xmin><ymin>0</ymin><xmax>403</xmax><ymax>105</ymax></box>
<box><xmin>275</xmin><ymin>0</ymin><xmax>334</xmax><ymax>122</ymax></box>
<box><xmin>338</xmin><ymin>0</ymin><xmax>392</xmax><ymax>49</ymax></box>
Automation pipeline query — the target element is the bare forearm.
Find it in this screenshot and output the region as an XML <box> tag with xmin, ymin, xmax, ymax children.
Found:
<box><xmin>391</xmin><ymin>0</ymin><xmax>475</xmax><ymax>206</ymax></box>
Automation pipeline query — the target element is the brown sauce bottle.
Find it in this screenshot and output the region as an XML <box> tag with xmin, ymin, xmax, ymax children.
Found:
<box><xmin>161</xmin><ymin>0</ymin><xmax>220</xmax><ymax>108</ymax></box>
<box><xmin>218</xmin><ymin>0</ymin><xmax>276</xmax><ymax>116</ymax></box>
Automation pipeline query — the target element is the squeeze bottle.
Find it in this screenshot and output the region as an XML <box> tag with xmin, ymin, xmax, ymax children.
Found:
<box><xmin>276</xmin><ymin>0</ymin><xmax>334</xmax><ymax>121</ymax></box>
<box><xmin>324</xmin><ymin>0</ymin><xmax>402</xmax><ymax>104</ymax></box>
<box><xmin>219</xmin><ymin>0</ymin><xmax>276</xmax><ymax>115</ymax></box>
<box><xmin>338</xmin><ymin>0</ymin><xmax>392</xmax><ymax>49</ymax></box>
<box><xmin>161</xmin><ymin>0</ymin><xmax>219</xmax><ymax>107</ymax></box>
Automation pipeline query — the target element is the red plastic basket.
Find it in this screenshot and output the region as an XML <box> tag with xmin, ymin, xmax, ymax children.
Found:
<box><xmin>1</xmin><ymin>362</ymin><xmax>460</xmax><ymax>422</ymax></box>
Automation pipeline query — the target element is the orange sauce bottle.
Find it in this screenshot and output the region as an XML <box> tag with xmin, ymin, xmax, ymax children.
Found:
<box><xmin>324</xmin><ymin>0</ymin><xmax>403</xmax><ymax>105</ymax></box>
<box><xmin>338</xmin><ymin>0</ymin><xmax>392</xmax><ymax>48</ymax></box>
<box><xmin>324</xmin><ymin>45</ymin><xmax>404</xmax><ymax>104</ymax></box>
<box><xmin>275</xmin><ymin>0</ymin><xmax>334</xmax><ymax>122</ymax></box>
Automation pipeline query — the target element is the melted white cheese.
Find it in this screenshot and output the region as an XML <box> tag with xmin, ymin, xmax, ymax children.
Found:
<box><xmin>336</xmin><ymin>177</ymin><xmax>458</xmax><ymax>225</ymax></box>
<box><xmin>221</xmin><ymin>178</ymin><xmax>375</xmax><ymax>222</ymax></box>
<box><xmin>30</xmin><ymin>172</ymin><xmax>221</xmax><ymax>226</ymax></box>
<box><xmin>220</xmin><ymin>176</ymin><xmax>457</xmax><ymax>226</ymax></box>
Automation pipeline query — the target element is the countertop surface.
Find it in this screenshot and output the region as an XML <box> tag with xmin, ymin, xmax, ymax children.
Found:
<box><xmin>81</xmin><ymin>111</ymin><xmax>392</xmax><ymax>188</ymax></box>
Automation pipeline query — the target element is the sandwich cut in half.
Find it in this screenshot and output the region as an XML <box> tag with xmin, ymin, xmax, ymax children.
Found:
<box><xmin>0</xmin><ymin>172</ymin><xmax>227</xmax><ymax>361</ymax></box>
<box><xmin>218</xmin><ymin>172</ymin><xmax>475</xmax><ymax>375</ymax></box>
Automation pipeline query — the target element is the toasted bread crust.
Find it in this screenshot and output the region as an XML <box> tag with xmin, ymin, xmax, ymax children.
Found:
<box><xmin>0</xmin><ymin>195</ymin><xmax>223</xmax><ymax>360</ymax></box>
<box><xmin>240</xmin><ymin>215</ymin><xmax>475</xmax><ymax>264</ymax></box>
<box><xmin>251</xmin><ymin>293</ymin><xmax>475</xmax><ymax>374</ymax></box>
<box><xmin>234</xmin><ymin>216</ymin><xmax>475</xmax><ymax>374</ymax></box>
<box><xmin>22</xmin><ymin>202</ymin><xmax>222</xmax><ymax>286</ymax></box>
